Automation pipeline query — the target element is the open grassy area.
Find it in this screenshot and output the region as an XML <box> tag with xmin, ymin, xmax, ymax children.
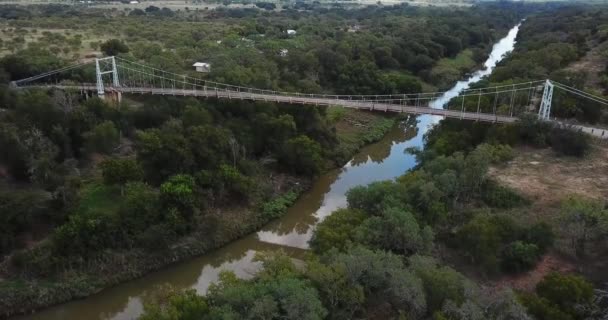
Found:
<box><xmin>0</xmin><ymin>25</ymin><xmax>108</xmax><ymax>58</ymax></box>
<box><xmin>488</xmin><ymin>143</ymin><xmax>608</xmax><ymax>284</ymax></box>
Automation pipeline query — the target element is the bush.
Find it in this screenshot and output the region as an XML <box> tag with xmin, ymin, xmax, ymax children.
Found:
<box><xmin>481</xmin><ymin>179</ymin><xmax>528</xmax><ymax>208</ymax></box>
<box><xmin>83</xmin><ymin>121</ymin><xmax>119</xmax><ymax>154</ymax></box>
<box><xmin>518</xmin><ymin>292</ymin><xmax>573</xmax><ymax>320</ymax></box>
<box><xmin>100</xmin><ymin>39</ymin><xmax>129</xmax><ymax>56</ymax></box>
<box><xmin>280</xmin><ymin>135</ymin><xmax>324</xmax><ymax>175</ymax></box>
<box><xmin>136</xmin><ymin>224</ymin><xmax>176</xmax><ymax>251</ymax></box>
<box><xmin>501</xmin><ymin>241</ymin><xmax>540</xmax><ymax>273</ymax></box>
<box><xmin>520</xmin><ymin>272</ymin><xmax>595</xmax><ymax>320</ymax></box>
<box><xmin>261</xmin><ymin>191</ymin><xmax>299</xmax><ymax>219</ymax></box>
<box><xmin>522</xmin><ymin>222</ymin><xmax>555</xmax><ymax>253</ymax></box>
<box><xmin>536</xmin><ymin>272</ymin><xmax>594</xmax><ymax>318</ymax></box>
<box><xmin>549</xmin><ymin>127</ymin><xmax>590</xmax><ymax>157</ymax></box>
<box><xmin>309</xmin><ymin>208</ymin><xmax>366</xmax><ymax>253</ymax></box>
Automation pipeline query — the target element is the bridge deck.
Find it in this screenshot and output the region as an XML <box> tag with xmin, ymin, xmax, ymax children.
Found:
<box><xmin>22</xmin><ymin>84</ymin><xmax>518</xmax><ymax>123</ymax></box>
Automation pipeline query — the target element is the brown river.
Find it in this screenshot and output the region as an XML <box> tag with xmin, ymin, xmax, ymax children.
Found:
<box><xmin>15</xmin><ymin>23</ymin><xmax>521</xmax><ymax>320</ymax></box>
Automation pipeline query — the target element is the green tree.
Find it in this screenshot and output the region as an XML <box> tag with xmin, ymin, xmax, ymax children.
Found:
<box><xmin>208</xmin><ymin>262</ymin><xmax>327</xmax><ymax>320</ymax></box>
<box><xmin>409</xmin><ymin>255</ymin><xmax>474</xmax><ymax>314</ymax></box>
<box><xmin>309</xmin><ymin>208</ymin><xmax>367</xmax><ymax>253</ymax></box>
<box><xmin>160</xmin><ymin>174</ymin><xmax>198</xmax><ymax>233</ymax></box>
<box><xmin>520</xmin><ymin>272</ymin><xmax>595</xmax><ymax>320</ymax></box>
<box><xmin>455</xmin><ymin>213</ymin><xmax>502</xmax><ymax>271</ymax></box>
<box><xmin>280</xmin><ymin>135</ymin><xmax>323</xmax><ymax>175</ymax></box>
<box><xmin>0</xmin><ymin>189</ymin><xmax>49</xmax><ymax>255</ymax></box>
<box><xmin>355</xmin><ymin>207</ymin><xmax>434</xmax><ymax>255</ymax></box>
<box><xmin>83</xmin><ymin>121</ymin><xmax>119</xmax><ymax>154</ymax></box>
<box><xmin>536</xmin><ymin>272</ymin><xmax>594</xmax><ymax>318</ymax></box>
<box><xmin>117</xmin><ymin>182</ymin><xmax>161</xmax><ymax>240</ymax></box>
<box><xmin>100</xmin><ymin>157</ymin><xmax>144</xmax><ymax>195</ymax></box>
<box><xmin>100</xmin><ymin>39</ymin><xmax>129</xmax><ymax>56</ymax></box>
<box><xmin>319</xmin><ymin>247</ymin><xmax>427</xmax><ymax>318</ymax></box>
<box><xmin>140</xmin><ymin>288</ymin><xmax>209</xmax><ymax>320</ymax></box>
<box><xmin>501</xmin><ymin>241</ymin><xmax>540</xmax><ymax>273</ymax></box>
<box><xmin>559</xmin><ymin>196</ymin><xmax>608</xmax><ymax>258</ymax></box>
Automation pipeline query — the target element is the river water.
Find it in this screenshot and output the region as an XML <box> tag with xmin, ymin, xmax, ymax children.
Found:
<box><xmin>16</xmin><ymin>23</ymin><xmax>521</xmax><ymax>320</ymax></box>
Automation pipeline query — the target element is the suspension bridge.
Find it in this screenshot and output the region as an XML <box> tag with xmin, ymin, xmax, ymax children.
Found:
<box><xmin>10</xmin><ymin>56</ymin><xmax>608</xmax><ymax>134</ymax></box>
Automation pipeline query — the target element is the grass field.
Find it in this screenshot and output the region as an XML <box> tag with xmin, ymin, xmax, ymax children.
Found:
<box><xmin>0</xmin><ymin>25</ymin><xmax>108</xmax><ymax>58</ymax></box>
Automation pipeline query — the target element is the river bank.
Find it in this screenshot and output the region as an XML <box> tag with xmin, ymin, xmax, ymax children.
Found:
<box><xmin>0</xmin><ymin>109</ymin><xmax>397</xmax><ymax>318</ymax></box>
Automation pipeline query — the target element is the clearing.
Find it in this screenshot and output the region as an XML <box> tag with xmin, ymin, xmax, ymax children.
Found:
<box><xmin>490</xmin><ymin>144</ymin><xmax>608</xmax><ymax>210</ymax></box>
<box><xmin>487</xmin><ymin>143</ymin><xmax>608</xmax><ymax>287</ymax></box>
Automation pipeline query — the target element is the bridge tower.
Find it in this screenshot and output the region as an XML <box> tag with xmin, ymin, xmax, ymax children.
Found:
<box><xmin>538</xmin><ymin>79</ymin><xmax>554</xmax><ymax>121</ymax></box>
<box><xmin>95</xmin><ymin>56</ymin><xmax>120</xmax><ymax>99</ymax></box>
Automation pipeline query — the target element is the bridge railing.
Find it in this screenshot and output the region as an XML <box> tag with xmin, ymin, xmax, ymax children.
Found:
<box><xmin>113</xmin><ymin>57</ymin><xmax>546</xmax><ymax>105</ymax></box>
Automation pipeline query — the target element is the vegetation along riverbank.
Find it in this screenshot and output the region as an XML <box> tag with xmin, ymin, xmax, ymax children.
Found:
<box><xmin>2</xmin><ymin>1</ymin><xmax>608</xmax><ymax>319</ymax></box>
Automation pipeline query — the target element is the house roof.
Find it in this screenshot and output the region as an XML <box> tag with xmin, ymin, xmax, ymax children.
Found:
<box><xmin>192</xmin><ymin>62</ymin><xmax>210</xmax><ymax>67</ymax></box>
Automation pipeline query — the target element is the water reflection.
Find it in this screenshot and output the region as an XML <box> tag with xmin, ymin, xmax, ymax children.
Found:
<box><xmin>257</xmin><ymin>115</ymin><xmax>419</xmax><ymax>249</ymax></box>
<box><xmin>17</xmin><ymin>23</ymin><xmax>522</xmax><ymax>320</ymax></box>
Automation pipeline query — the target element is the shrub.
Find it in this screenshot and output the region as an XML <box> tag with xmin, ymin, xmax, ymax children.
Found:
<box><xmin>481</xmin><ymin>179</ymin><xmax>528</xmax><ymax>208</ymax></box>
<box><xmin>549</xmin><ymin>127</ymin><xmax>590</xmax><ymax>157</ymax></box>
<box><xmin>518</xmin><ymin>292</ymin><xmax>573</xmax><ymax>320</ymax></box>
<box><xmin>136</xmin><ymin>224</ymin><xmax>176</xmax><ymax>251</ymax></box>
<box><xmin>83</xmin><ymin>121</ymin><xmax>119</xmax><ymax>154</ymax></box>
<box><xmin>261</xmin><ymin>191</ymin><xmax>298</xmax><ymax>219</ymax></box>
<box><xmin>536</xmin><ymin>272</ymin><xmax>594</xmax><ymax>318</ymax></box>
<box><xmin>309</xmin><ymin>208</ymin><xmax>366</xmax><ymax>253</ymax></box>
<box><xmin>100</xmin><ymin>39</ymin><xmax>129</xmax><ymax>56</ymax></box>
<box><xmin>501</xmin><ymin>241</ymin><xmax>540</xmax><ymax>273</ymax></box>
<box><xmin>522</xmin><ymin>222</ymin><xmax>555</xmax><ymax>253</ymax></box>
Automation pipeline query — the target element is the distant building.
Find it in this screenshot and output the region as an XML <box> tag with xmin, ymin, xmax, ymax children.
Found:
<box><xmin>348</xmin><ymin>25</ymin><xmax>361</xmax><ymax>33</ymax></box>
<box><xmin>286</xmin><ymin>29</ymin><xmax>297</xmax><ymax>36</ymax></box>
<box><xmin>279</xmin><ymin>49</ymin><xmax>288</xmax><ymax>57</ymax></box>
<box><xmin>193</xmin><ymin>62</ymin><xmax>211</xmax><ymax>73</ymax></box>
<box><xmin>129</xmin><ymin>1</ymin><xmax>139</xmax><ymax>4</ymax></box>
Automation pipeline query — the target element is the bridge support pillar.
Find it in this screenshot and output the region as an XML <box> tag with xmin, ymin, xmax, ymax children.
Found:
<box><xmin>538</xmin><ymin>79</ymin><xmax>554</xmax><ymax>121</ymax></box>
<box><xmin>95</xmin><ymin>56</ymin><xmax>121</xmax><ymax>100</ymax></box>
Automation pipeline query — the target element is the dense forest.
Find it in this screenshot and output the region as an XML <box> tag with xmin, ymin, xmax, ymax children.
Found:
<box><xmin>137</xmin><ymin>117</ymin><xmax>608</xmax><ymax>320</ymax></box>
<box><xmin>0</xmin><ymin>1</ymin><xmax>606</xmax><ymax>319</ymax></box>
<box><xmin>0</xmin><ymin>2</ymin><xmax>527</xmax><ymax>92</ymax></box>
<box><xmin>475</xmin><ymin>5</ymin><xmax>608</xmax><ymax>124</ymax></box>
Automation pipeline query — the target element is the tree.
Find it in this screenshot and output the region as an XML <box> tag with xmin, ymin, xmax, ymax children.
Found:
<box><xmin>280</xmin><ymin>135</ymin><xmax>323</xmax><ymax>175</ymax></box>
<box><xmin>455</xmin><ymin>213</ymin><xmax>502</xmax><ymax>270</ymax></box>
<box><xmin>0</xmin><ymin>189</ymin><xmax>49</xmax><ymax>255</ymax></box>
<box><xmin>208</xmin><ymin>261</ymin><xmax>327</xmax><ymax>320</ymax></box>
<box><xmin>83</xmin><ymin>121</ymin><xmax>119</xmax><ymax>154</ymax></box>
<box><xmin>520</xmin><ymin>272</ymin><xmax>595</xmax><ymax>320</ymax></box>
<box><xmin>536</xmin><ymin>273</ymin><xmax>594</xmax><ymax>317</ymax></box>
<box><xmin>160</xmin><ymin>174</ymin><xmax>197</xmax><ymax>232</ymax></box>
<box><xmin>309</xmin><ymin>208</ymin><xmax>367</xmax><ymax>253</ymax></box>
<box><xmin>319</xmin><ymin>247</ymin><xmax>426</xmax><ymax>319</ymax></box>
<box><xmin>501</xmin><ymin>241</ymin><xmax>540</xmax><ymax>273</ymax></box>
<box><xmin>100</xmin><ymin>39</ymin><xmax>129</xmax><ymax>56</ymax></box>
<box><xmin>100</xmin><ymin>157</ymin><xmax>143</xmax><ymax>195</ymax></box>
<box><xmin>346</xmin><ymin>181</ymin><xmax>404</xmax><ymax>216</ymax></box>
<box><xmin>140</xmin><ymin>288</ymin><xmax>209</xmax><ymax>320</ymax></box>
<box><xmin>559</xmin><ymin>196</ymin><xmax>608</xmax><ymax>258</ymax></box>
<box><xmin>549</xmin><ymin>127</ymin><xmax>590</xmax><ymax>157</ymax></box>
<box><xmin>409</xmin><ymin>255</ymin><xmax>474</xmax><ymax>314</ymax></box>
<box><xmin>355</xmin><ymin>207</ymin><xmax>434</xmax><ymax>255</ymax></box>
<box><xmin>135</xmin><ymin>121</ymin><xmax>194</xmax><ymax>184</ymax></box>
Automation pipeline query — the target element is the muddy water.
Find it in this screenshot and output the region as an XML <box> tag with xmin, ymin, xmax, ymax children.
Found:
<box><xmin>16</xmin><ymin>23</ymin><xmax>521</xmax><ymax>320</ymax></box>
